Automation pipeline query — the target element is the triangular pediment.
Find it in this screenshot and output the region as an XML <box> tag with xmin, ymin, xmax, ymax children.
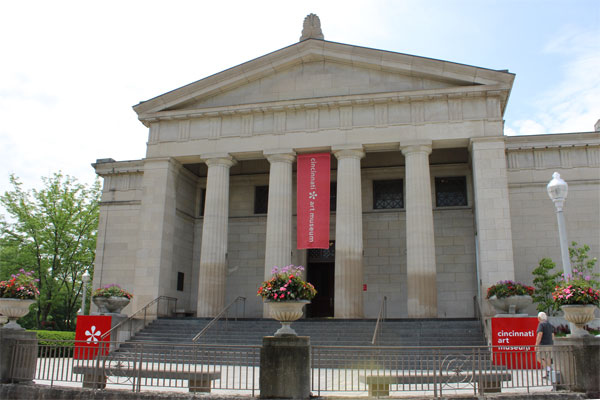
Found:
<box><xmin>173</xmin><ymin>61</ymin><xmax>466</xmax><ymax>111</ymax></box>
<box><xmin>134</xmin><ymin>39</ymin><xmax>514</xmax><ymax>120</ymax></box>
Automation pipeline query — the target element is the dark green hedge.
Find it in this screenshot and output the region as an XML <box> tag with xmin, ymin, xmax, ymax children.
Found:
<box><xmin>29</xmin><ymin>330</ymin><xmax>76</xmax><ymax>357</ymax></box>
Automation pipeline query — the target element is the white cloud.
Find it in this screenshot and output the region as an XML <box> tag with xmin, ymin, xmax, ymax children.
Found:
<box><xmin>507</xmin><ymin>26</ymin><xmax>600</xmax><ymax>135</ymax></box>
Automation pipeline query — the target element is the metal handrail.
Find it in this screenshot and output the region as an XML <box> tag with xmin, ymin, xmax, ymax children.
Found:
<box><xmin>100</xmin><ymin>295</ymin><xmax>177</xmax><ymax>340</ymax></box>
<box><xmin>473</xmin><ymin>295</ymin><xmax>486</xmax><ymax>342</ymax></box>
<box><xmin>192</xmin><ymin>296</ymin><xmax>246</xmax><ymax>342</ymax></box>
<box><xmin>371</xmin><ymin>295</ymin><xmax>387</xmax><ymax>345</ymax></box>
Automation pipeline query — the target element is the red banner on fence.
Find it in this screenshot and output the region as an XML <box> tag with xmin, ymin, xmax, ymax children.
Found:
<box><xmin>491</xmin><ymin>317</ymin><xmax>540</xmax><ymax>369</ymax></box>
<box><xmin>74</xmin><ymin>315</ymin><xmax>112</xmax><ymax>360</ymax></box>
<box><xmin>297</xmin><ymin>153</ymin><xmax>330</xmax><ymax>249</ymax></box>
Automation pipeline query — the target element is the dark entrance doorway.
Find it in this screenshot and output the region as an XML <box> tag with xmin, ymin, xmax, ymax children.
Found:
<box><xmin>306</xmin><ymin>241</ymin><xmax>335</xmax><ymax>318</ymax></box>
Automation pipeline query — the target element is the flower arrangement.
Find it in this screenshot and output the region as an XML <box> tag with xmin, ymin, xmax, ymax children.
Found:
<box><xmin>92</xmin><ymin>284</ymin><xmax>133</xmax><ymax>299</ymax></box>
<box><xmin>486</xmin><ymin>280</ymin><xmax>534</xmax><ymax>299</ymax></box>
<box><xmin>552</xmin><ymin>271</ymin><xmax>600</xmax><ymax>306</ymax></box>
<box><xmin>257</xmin><ymin>265</ymin><xmax>317</xmax><ymax>302</ymax></box>
<box><xmin>0</xmin><ymin>269</ymin><xmax>39</xmax><ymax>300</ymax></box>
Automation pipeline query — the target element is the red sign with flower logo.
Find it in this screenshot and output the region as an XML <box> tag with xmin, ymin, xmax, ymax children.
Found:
<box><xmin>297</xmin><ymin>153</ymin><xmax>330</xmax><ymax>249</ymax></box>
<box><xmin>74</xmin><ymin>315</ymin><xmax>112</xmax><ymax>359</ymax></box>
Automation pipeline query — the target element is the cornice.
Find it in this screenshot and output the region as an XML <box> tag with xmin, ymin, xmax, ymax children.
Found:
<box><xmin>137</xmin><ymin>84</ymin><xmax>510</xmax><ymax>127</ymax></box>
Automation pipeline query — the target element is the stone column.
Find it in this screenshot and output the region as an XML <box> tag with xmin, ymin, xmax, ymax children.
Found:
<box><xmin>470</xmin><ymin>138</ymin><xmax>515</xmax><ymax>294</ymax></box>
<box><xmin>333</xmin><ymin>147</ymin><xmax>365</xmax><ymax>318</ymax></box>
<box><xmin>196</xmin><ymin>155</ymin><xmax>235</xmax><ymax>317</ymax></box>
<box><xmin>401</xmin><ymin>141</ymin><xmax>437</xmax><ymax>318</ymax></box>
<box><xmin>263</xmin><ymin>151</ymin><xmax>296</xmax><ymax>317</ymax></box>
<box><xmin>132</xmin><ymin>158</ymin><xmax>178</xmax><ymax>310</ymax></box>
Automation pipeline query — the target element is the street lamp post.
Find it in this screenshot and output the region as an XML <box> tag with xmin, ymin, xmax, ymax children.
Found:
<box><xmin>78</xmin><ymin>271</ymin><xmax>91</xmax><ymax>316</ymax></box>
<box><xmin>547</xmin><ymin>172</ymin><xmax>572</xmax><ymax>278</ymax></box>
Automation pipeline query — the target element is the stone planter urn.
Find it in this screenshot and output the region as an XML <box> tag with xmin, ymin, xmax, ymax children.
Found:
<box><xmin>488</xmin><ymin>295</ymin><xmax>533</xmax><ymax>314</ymax></box>
<box><xmin>266</xmin><ymin>300</ymin><xmax>310</xmax><ymax>337</ymax></box>
<box><xmin>561</xmin><ymin>304</ymin><xmax>597</xmax><ymax>337</ymax></box>
<box><xmin>93</xmin><ymin>296</ymin><xmax>130</xmax><ymax>314</ymax></box>
<box><xmin>0</xmin><ymin>298</ymin><xmax>35</xmax><ymax>330</ymax></box>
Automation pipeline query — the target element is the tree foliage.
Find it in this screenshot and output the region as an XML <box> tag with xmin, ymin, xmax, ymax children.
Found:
<box><xmin>0</xmin><ymin>173</ymin><xmax>101</xmax><ymax>330</ymax></box>
<box><xmin>531</xmin><ymin>242</ymin><xmax>598</xmax><ymax>316</ymax></box>
<box><xmin>532</xmin><ymin>258</ymin><xmax>561</xmax><ymax>316</ymax></box>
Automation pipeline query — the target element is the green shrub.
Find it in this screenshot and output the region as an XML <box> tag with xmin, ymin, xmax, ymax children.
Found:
<box><xmin>29</xmin><ymin>330</ymin><xmax>75</xmax><ymax>357</ymax></box>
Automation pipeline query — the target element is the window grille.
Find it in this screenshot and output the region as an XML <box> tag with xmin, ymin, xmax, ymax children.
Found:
<box><xmin>308</xmin><ymin>241</ymin><xmax>335</xmax><ymax>262</ymax></box>
<box><xmin>373</xmin><ymin>179</ymin><xmax>404</xmax><ymax>209</ymax></box>
<box><xmin>435</xmin><ymin>176</ymin><xmax>467</xmax><ymax>207</ymax></box>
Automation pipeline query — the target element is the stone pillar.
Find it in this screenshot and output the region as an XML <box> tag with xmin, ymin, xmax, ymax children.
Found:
<box><xmin>132</xmin><ymin>158</ymin><xmax>179</xmax><ymax>310</ymax></box>
<box><xmin>470</xmin><ymin>138</ymin><xmax>515</xmax><ymax>294</ymax></box>
<box><xmin>196</xmin><ymin>155</ymin><xmax>235</xmax><ymax>317</ymax></box>
<box><xmin>401</xmin><ymin>141</ymin><xmax>437</xmax><ymax>318</ymax></box>
<box><xmin>0</xmin><ymin>329</ymin><xmax>37</xmax><ymax>383</ymax></box>
<box><xmin>554</xmin><ymin>336</ymin><xmax>600</xmax><ymax>397</ymax></box>
<box><xmin>333</xmin><ymin>147</ymin><xmax>365</xmax><ymax>318</ymax></box>
<box><xmin>263</xmin><ymin>151</ymin><xmax>296</xmax><ymax>317</ymax></box>
<box><xmin>260</xmin><ymin>336</ymin><xmax>310</xmax><ymax>399</ymax></box>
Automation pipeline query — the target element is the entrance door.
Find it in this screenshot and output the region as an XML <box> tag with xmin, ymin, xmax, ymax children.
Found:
<box><xmin>306</xmin><ymin>263</ymin><xmax>334</xmax><ymax>317</ymax></box>
<box><xmin>305</xmin><ymin>242</ymin><xmax>335</xmax><ymax>318</ymax></box>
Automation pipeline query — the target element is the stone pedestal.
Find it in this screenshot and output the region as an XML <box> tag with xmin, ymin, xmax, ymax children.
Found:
<box><xmin>260</xmin><ymin>336</ymin><xmax>310</xmax><ymax>399</ymax></box>
<box><xmin>554</xmin><ymin>336</ymin><xmax>600</xmax><ymax>397</ymax></box>
<box><xmin>0</xmin><ymin>329</ymin><xmax>37</xmax><ymax>383</ymax></box>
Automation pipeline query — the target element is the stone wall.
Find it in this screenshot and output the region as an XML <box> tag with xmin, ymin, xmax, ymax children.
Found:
<box><xmin>92</xmin><ymin>162</ymin><xmax>143</xmax><ymax>314</ymax></box>
<box><xmin>506</xmin><ymin>134</ymin><xmax>600</xmax><ymax>291</ymax></box>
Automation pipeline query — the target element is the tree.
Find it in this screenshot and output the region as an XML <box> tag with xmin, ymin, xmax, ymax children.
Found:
<box><xmin>532</xmin><ymin>258</ymin><xmax>561</xmax><ymax>316</ymax></box>
<box><xmin>0</xmin><ymin>173</ymin><xmax>101</xmax><ymax>330</ymax></box>
<box><xmin>531</xmin><ymin>242</ymin><xmax>599</xmax><ymax>317</ymax></box>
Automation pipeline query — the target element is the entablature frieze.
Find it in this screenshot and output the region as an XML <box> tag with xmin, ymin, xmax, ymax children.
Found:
<box><xmin>138</xmin><ymin>84</ymin><xmax>509</xmax><ymax>127</ymax></box>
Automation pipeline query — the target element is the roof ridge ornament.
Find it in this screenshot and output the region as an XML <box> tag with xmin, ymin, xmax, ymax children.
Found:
<box><xmin>300</xmin><ymin>13</ymin><xmax>324</xmax><ymax>41</ymax></box>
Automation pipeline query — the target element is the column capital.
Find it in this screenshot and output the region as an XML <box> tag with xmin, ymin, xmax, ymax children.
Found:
<box><xmin>400</xmin><ymin>140</ymin><xmax>432</xmax><ymax>156</ymax></box>
<box><xmin>332</xmin><ymin>146</ymin><xmax>364</xmax><ymax>160</ymax></box>
<box><xmin>264</xmin><ymin>150</ymin><xmax>296</xmax><ymax>164</ymax></box>
<box><xmin>201</xmin><ymin>154</ymin><xmax>236</xmax><ymax>168</ymax></box>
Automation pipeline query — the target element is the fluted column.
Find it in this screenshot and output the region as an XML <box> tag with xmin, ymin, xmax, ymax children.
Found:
<box><xmin>196</xmin><ymin>155</ymin><xmax>235</xmax><ymax>317</ymax></box>
<box><xmin>402</xmin><ymin>141</ymin><xmax>437</xmax><ymax>318</ymax></box>
<box><xmin>263</xmin><ymin>151</ymin><xmax>295</xmax><ymax>317</ymax></box>
<box><xmin>333</xmin><ymin>147</ymin><xmax>365</xmax><ymax>318</ymax></box>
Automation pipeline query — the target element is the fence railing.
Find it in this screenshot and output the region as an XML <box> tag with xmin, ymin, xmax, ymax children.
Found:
<box><xmin>14</xmin><ymin>339</ymin><xmax>260</xmax><ymax>396</ymax></box>
<box><xmin>311</xmin><ymin>345</ymin><xmax>575</xmax><ymax>397</ymax></box>
<box><xmin>11</xmin><ymin>340</ymin><xmax>574</xmax><ymax>398</ymax></box>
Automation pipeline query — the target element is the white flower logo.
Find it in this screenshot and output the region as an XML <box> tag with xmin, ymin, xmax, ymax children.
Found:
<box><xmin>85</xmin><ymin>325</ymin><xmax>102</xmax><ymax>343</ymax></box>
<box><xmin>308</xmin><ymin>191</ymin><xmax>317</xmax><ymax>200</ymax></box>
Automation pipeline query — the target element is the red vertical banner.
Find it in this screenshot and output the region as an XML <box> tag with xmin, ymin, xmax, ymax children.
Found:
<box><xmin>491</xmin><ymin>317</ymin><xmax>540</xmax><ymax>369</ymax></box>
<box><xmin>297</xmin><ymin>153</ymin><xmax>330</xmax><ymax>249</ymax></box>
<box><xmin>74</xmin><ymin>315</ymin><xmax>112</xmax><ymax>359</ymax></box>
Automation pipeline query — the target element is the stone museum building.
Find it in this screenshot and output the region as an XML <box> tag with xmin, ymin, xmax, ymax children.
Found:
<box><xmin>92</xmin><ymin>16</ymin><xmax>600</xmax><ymax>320</ymax></box>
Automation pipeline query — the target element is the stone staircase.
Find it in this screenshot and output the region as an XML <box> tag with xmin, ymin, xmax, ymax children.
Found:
<box><xmin>126</xmin><ymin>317</ymin><xmax>486</xmax><ymax>347</ymax></box>
<box><xmin>114</xmin><ymin>318</ymin><xmax>488</xmax><ymax>367</ymax></box>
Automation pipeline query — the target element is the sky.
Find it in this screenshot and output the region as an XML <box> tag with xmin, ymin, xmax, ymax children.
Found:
<box><xmin>0</xmin><ymin>0</ymin><xmax>599</xmax><ymax>199</ymax></box>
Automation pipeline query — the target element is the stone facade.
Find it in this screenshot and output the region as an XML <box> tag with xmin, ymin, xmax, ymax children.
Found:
<box><xmin>92</xmin><ymin>21</ymin><xmax>600</xmax><ymax>319</ymax></box>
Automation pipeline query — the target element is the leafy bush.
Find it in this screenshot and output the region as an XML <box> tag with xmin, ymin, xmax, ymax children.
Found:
<box><xmin>532</xmin><ymin>258</ymin><xmax>561</xmax><ymax>316</ymax></box>
<box><xmin>29</xmin><ymin>330</ymin><xmax>75</xmax><ymax>357</ymax></box>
